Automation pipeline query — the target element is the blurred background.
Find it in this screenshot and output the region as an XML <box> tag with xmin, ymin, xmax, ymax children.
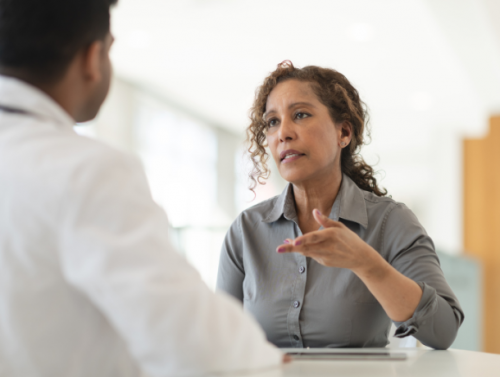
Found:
<box><xmin>77</xmin><ymin>0</ymin><xmax>500</xmax><ymax>354</ymax></box>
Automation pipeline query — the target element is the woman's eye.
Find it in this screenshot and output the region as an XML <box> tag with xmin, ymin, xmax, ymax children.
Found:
<box><xmin>267</xmin><ymin>119</ymin><xmax>279</xmax><ymax>127</ymax></box>
<box><xmin>295</xmin><ymin>112</ymin><xmax>310</xmax><ymax>119</ymax></box>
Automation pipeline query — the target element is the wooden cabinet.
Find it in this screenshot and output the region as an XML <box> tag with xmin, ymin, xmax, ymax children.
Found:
<box><xmin>463</xmin><ymin>116</ymin><xmax>500</xmax><ymax>353</ymax></box>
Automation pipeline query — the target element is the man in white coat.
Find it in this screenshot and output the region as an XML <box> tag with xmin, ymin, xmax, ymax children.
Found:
<box><xmin>0</xmin><ymin>0</ymin><xmax>283</xmax><ymax>376</ymax></box>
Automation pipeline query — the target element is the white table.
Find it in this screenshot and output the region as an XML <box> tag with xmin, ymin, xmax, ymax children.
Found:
<box><xmin>223</xmin><ymin>348</ymin><xmax>500</xmax><ymax>377</ymax></box>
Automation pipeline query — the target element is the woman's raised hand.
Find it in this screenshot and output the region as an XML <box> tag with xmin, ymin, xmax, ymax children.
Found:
<box><xmin>276</xmin><ymin>209</ymin><xmax>381</xmax><ymax>274</ymax></box>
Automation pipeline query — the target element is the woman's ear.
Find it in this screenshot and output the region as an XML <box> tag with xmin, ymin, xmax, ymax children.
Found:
<box><xmin>338</xmin><ymin>121</ymin><xmax>353</xmax><ymax>148</ymax></box>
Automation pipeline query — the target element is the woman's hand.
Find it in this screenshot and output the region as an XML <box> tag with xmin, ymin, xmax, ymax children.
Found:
<box><xmin>276</xmin><ymin>209</ymin><xmax>382</xmax><ymax>275</ymax></box>
<box><xmin>277</xmin><ymin>209</ymin><xmax>423</xmax><ymax>322</ymax></box>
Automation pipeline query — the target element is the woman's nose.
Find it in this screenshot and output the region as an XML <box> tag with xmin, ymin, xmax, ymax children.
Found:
<box><xmin>278</xmin><ymin>117</ymin><xmax>296</xmax><ymax>142</ymax></box>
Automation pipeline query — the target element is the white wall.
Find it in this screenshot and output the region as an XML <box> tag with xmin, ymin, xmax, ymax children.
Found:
<box><xmin>106</xmin><ymin>0</ymin><xmax>500</xmax><ymax>256</ymax></box>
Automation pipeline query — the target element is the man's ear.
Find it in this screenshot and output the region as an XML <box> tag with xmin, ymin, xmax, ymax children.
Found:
<box><xmin>82</xmin><ymin>41</ymin><xmax>104</xmax><ymax>83</ymax></box>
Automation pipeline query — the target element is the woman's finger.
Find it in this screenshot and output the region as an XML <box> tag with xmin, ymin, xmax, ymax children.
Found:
<box><xmin>278</xmin><ymin>246</ymin><xmax>328</xmax><ymax>263</ymax></box>
<box><xmin>276</xmin><ymin>243</ymin><xmax>319</xmax><ymax>255</ymax></box>
<box><xmin>313</xmin><ymin>209</ymin><xmax>344</xmax><ymax>229</ymax></box>
<box><xmin>292</xmin><ymin>230</ymin><xmax>326</xmax><ymax>247</ymax></box>
<box><xmin>277</xmin><ymin>241</ymin><xmax>332</xmax><ymax>258</ymax></box>
<box><xmin>276</xmin><ymin>243</ymin><xmax>294</xmax><ymax>253</ymax></box>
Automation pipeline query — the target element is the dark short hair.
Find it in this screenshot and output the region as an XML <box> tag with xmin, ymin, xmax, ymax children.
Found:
<box><xmin>0</xmin><ymin>0</ymin><xmax>118</xmax><ymax>82</ymax></box>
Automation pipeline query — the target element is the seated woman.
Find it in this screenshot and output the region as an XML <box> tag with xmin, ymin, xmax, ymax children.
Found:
<box><xmin>217</xmin><ymin>61</ymin><xmax>463</xmax><ymax>350</ymax></box>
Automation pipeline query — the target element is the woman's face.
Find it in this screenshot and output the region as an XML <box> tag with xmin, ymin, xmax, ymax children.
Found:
<box><xmin>265</xmin><ymin>79</ymin><xmax>351</xmax><ymax>185</ymax></box>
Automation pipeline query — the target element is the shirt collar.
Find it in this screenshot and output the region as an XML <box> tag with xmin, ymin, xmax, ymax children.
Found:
<box><xmin>262</xmin><ymin>183</ymin><xmax>294</xmax><ymax>223</ymax></box>
<box><xmin>262</xmin><ymin>174</ymin><xmax>369</xmax><ymax>228</ymax></box>
<box><xmin>338</xmin><ymin>174</ymin><xmax>369</xmax><ymax>228</ymax></box>
<box><xmin>0</xmin><ymin>75</ymin><xmax>75</xmax><ymax>127</ymax></box>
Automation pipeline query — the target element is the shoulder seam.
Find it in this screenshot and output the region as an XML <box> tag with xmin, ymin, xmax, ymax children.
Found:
<box><xmin>364</xmin><ymin>194</ymin><xmax>395</xmax><ymax>204</ymax></box>
<box><xmin>242</xmin><ymin>195</ymin><xmax>280</xmax><ymax>223</ymax></box>
<box><xmin>245</xmin><ymin>195</ymin><xmax>278</xmax><ymax>212</ymax></box>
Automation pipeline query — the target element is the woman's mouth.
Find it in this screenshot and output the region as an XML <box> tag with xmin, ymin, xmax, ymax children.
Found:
<box><xmin>280</xmin><ymin>150</ymin><xmax>305</xmax><ymax>163</ymax></box>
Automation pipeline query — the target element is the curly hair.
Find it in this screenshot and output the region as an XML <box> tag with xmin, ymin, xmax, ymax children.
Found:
<box><xmin>246</xmin><ymin>61</ymin><xmax>387</xmax><ymax>197</ymax></box>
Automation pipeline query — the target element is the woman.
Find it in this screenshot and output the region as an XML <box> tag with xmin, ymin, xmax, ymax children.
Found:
<box><xmin>216</xmin><ymin>61</ymin><xmax>463</xmax><ymax>349</ymax></box>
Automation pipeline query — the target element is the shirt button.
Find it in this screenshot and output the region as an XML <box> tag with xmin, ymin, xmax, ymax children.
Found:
<box><xmin>293</xmin><ymin>335</ymin><xmax>300</xmax><ymax>341</ymax></box>
<box><xmin>299</xmin><ymin>266</ymin><xmax>306</xmax><ymax>274</ymax></box>
<box><xmin>293</xmin><ymin>300</ymin><xmax>300</xmax><ymax>308</ymax></box>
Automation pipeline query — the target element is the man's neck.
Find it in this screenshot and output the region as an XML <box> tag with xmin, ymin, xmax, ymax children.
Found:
<box><xmin>0</xmin><ymin>67</ymin><xmax>77</xmax><ymax>121</ymax></box>
<box><xmin>0</xmin><ymin>66</ymin><xmax>50</xmax><ymax>90</ymax></box>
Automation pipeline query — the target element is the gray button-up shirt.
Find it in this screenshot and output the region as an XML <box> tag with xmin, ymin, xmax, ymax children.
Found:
<box><xmin>217</xmin><ymin>175</ymin><xmax>464</xmax><ymax>349</ymax></box>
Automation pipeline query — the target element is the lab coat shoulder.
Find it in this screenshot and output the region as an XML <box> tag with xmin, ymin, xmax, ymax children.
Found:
<box><xmin>56</xmin><ymin>132</ymin><xmax>183</xmax><ymax>285</ymax></box>
<box><xmin>57</xmin><ymin>133</ymin><xmax>162</xmax><ymax>235</ymax></box>
<box><xmin>59</xmin><ymin>133</ymin><xmax>150</xmax><ymax>202</ymax></box>
<box><xmin>56</xmin><ymin>135</ymin><xmax>282</xmax><ymax>376</ymax></box>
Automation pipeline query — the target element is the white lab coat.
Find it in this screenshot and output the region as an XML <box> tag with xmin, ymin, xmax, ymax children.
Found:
<box><xmin>0</xmin><ymin>76</ymin><xmax>282</xmax><ymax>377</ymax></box>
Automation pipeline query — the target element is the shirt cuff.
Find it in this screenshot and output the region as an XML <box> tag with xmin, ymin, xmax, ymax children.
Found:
<box><xmin>393</xmin><ymin>282</ymin><xmax>438</xmax><ymax>338</ymax></box>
